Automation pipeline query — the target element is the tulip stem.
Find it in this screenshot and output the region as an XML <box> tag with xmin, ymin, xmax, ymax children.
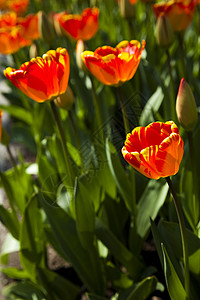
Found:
<box><xmin>178</xmin><ymin>33</ymin><xmax>186</xmax><ymax>79</ymax></box>
<box><xmin>69</xmin><ymin>111</ymin><xmax>85</xmax><ymax>173</ymax></box>
<box><xmin>166</xmin><ymin>176</ymin><xmax>190</xmax><ymax>299</ymax></box>
<box><xmin>166</xmin><ymin>49</ymin><xmax>176</xmax><ymax>122</ymax></box>
<box><xmin>187</xmin><ymin>131</ymin><xmax>199</xmax><ymax>227</ymax></box>
<box><xmin>118</xmin><ymin>86</ymin><xmax>130</xmax><ymax>135</ymax></box>
<box><xmin>50</xmin><ymin>101</ymin><xmax>73</xmax><ymax>188</ymax></box>
<box><xmin>6</xmin><ymin>145</ymin><xmax>17</xmax><ymax>170</ymax></box>
<box><xmin>89</xmin><ymin>75</ymin><xmax>104</xmax><ymax>144</ymax></box>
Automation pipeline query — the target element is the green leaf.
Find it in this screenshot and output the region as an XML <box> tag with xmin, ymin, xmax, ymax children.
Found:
<box><xmin>95</xmin><ymin>218</ymin><xmax>145</xmax><ymax>280</ymax></box>
<box><xmin>139</xmin><ymin>87</ymin><xmax>164</xmax><ymax>126</ymax></box>
<box><xmin>0</xmin><ymin>267</ymin><xmax>28</xmax><ymax>280</ymax></box>
<box><xmin>75</xmin><ymin>178</ymin><xmax>95</xmax><ymax>248</ymax></box>
<box><xmin>1</xmin><ymin>233</ymin><xmax>19</xmax><ymax>265</ymax></box>
<box><xmin>39</xmin><ymin>193</ymin><xmax>106</xmax><ymax>295</ymax></box>
<box><xmin>0</xmin><ymin>104</ymin><xmax>32</xmax><ymax>125</ymax></box>
<box><xmin>3</xmin><ymin>281</ymin><xmax>46</xmax><ymax>300</ymax></box>
<box><xmin>150</xmin><ymin>219</ymin><xmax>183</xmax><ymax>281</ymax></box>
<box><xmin>118</xmin><ymin>276</ymin><xmax>158</xmax><ymax>300</ymax></box>
<box><xmin>0</xmin><ymin>165</ymin><xmax>34</xmax><ymax>214</ymax></box>
<box><xmin>105</xmin><ymin>140</ymin><xmax>134</xmax><ymax>212</ymax></box>
<box><xmin>0</xmin><ymin>205</ymin><xmax>20</xmax><ymax>239</ymax></box>
<box><xmin>87</xmin><ymin>294</ymin><xmax>108</xmax><ymax>300</ymax></box>
<box><xmin>37</xmin><ymin>268</ymin><xmax>79</xmax><ymax>300</ymax></box>
<box><xmin>137</xmin><ymin>180</ymin><xmax>168</xmax><ymax>239</ymax></box>
<box><xmin>67</xmin><ymin>142</ymin><xmax>82</xmax><ymax>167</ymax></box>
<box><xmin>20</xmin><ymin>195</ymin><xmax>46</xmax><ymax>282</ymax></box>
<box><xmin>162</xmin><ymin>244</ymin><xmax>187</xmax><ymax>300</ymax></box>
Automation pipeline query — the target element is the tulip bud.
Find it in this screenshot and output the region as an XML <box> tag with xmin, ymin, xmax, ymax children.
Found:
<box><xmin>119</xmin><ymin>0</ymin><xmax>135</xmax><ymax>19</ymax></box>
<box><xmin>176</xmin><ymin>78</ymin><xmax>198</xmax><ymax>131</ymax></box>
<box><xmin>29</xmin><ymin>42</ymin><xmax>38</xmax><ymax>59</ymax></box>
<box><xmin>54</xmin><ymin>86</ymin><xmax>74</xmax><ymax>111</ymax></box>
<box><xmin>76</xmin><ymin>39</ymin><xmax>88</xmax><ymax>72</ymax></box>
<box><xmin>38</xmin><ymin>11</ymin><xmax>55</xmax><ymax>43</ymax></box>
<box><xmin>155</xmin><ymin>15</ymin><xmax>174</xmax><ymax>48</ymax></box>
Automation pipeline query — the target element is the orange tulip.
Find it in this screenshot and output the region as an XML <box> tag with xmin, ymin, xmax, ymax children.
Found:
<box><xmin>17</xmin><ymin>13</ymin><xmax>40</xmax><ymax>40</ymax></box>
<box><xmin>153</xmin><ymin>0</ymin><xmax>196</xmax><ymax>32</ymax></box>
<box><xmin>4</xmin><ymin>47</ymin><xmax>70</xmax><ymax>103</ymax></box>
<box><xmin>129</xmin><ymin>0</ymin><xmax>138</xmax><ymax>4</ymax></box>
<box><xmin>0</xmin><ymin>26</ymin><xmax>31</xmax><ymax>55</ymax></box>
<box><xmin>0</xmin><ymin>110</ymin><xmax>2</xmax><ymax>141</ymax></box>
<box><xmin>55</xmin><ymin>7</ymin><xmax>99</xmax><ymax>41</ymax></box>
<box><xmin>122</xmin><ymin>121</ymin><xmax>184</xmax><ymax>179</ymax></box>
<box><xmin>0</xmin><ymin>12</ymin><xmax>17</xmax><ymax>27</ymax></box>
<box><xmin>0</xmin><ymin>0</ymin><xmax>29</xmax><ymax>14</ymax></box>
<box><xmin>81</xmin><ymin>40</ymin><xmax>145</xmax><ymax>86</ymax></box>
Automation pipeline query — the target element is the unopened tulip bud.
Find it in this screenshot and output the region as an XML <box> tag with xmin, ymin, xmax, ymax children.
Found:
<box><xmin>38</xmin><ymin>11</ymin><xmax>55</xmax><ymax>43</ymax></box>
<box><xmin>76</xmin><ymin>39</ymin><xmax>88</xmax><ymax>72</ymax></box>
<box><xmin>29</xmin><ymin>42</ymin><xmax>38</xmax><ymax>59</ymax></box>
<box><xmin>54</xmin><ymin>86</ymin><xmax>74</xmax><ymax>111</ymax></box>
<box><xmin>176</xmin><ymin>78</ymin><xmax>198</xmax><ymax>131</ymax></box>
<box><xmin>119</xmin><ymin>0</ymin><xmax>135</xmax><ymax>19</ymax></box>
<box><xmin>156</xmin><ymin>15</ymin><xmax>174</xmax><ymax>48</ymax></box>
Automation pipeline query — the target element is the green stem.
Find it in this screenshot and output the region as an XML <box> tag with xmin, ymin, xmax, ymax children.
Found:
<box><xmin>89</xmin><ymin>75</ymin><xmax>104</xmax><ymax>143</ymax></box>
<box><xmin>6</xmin><ymin>145</ymin><xmax>17</xmax><ymax>170</ymax></box>
<box><xmin>50</xmin><ymin>101</ymin><xmax>73</xmax><ymax>188</ymax></box>
<box><xmin>118</xmin><ymin>86</ymin><xmax>130</xmax><ymax>135</ymax></box>
<box><xmin>69</xmin><ymin>111</ymin><xmax>85</xmax><ymax>173</ymax></box>
<box><xmin>166</xmin><ymin>177</ymin><xmax>190</xmax><ymax>298</ymax></box>
<box><xmin>166</xmin><ymin>49</ymin><xmax>176</xmax><ymax>122</ymax></box>
<box><xmin>178</xmin><ymin>33</ymin><xmax>186</xmax><ymax>79</ymax></box>
<box><xmin>187</xmin><ymin>131</ymin><xmax>199</xmax><ymax>227</ymax></box>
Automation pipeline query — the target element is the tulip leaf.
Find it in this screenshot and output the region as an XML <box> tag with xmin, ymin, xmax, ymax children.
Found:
<box><xmin>20</xmin><ymin>195</ymin><xmax>46</xmax><ymax>282</ymax></box>
<box><xmin>37</xmin><ymin>268</ymin><xmax>79</xmax><ymax>300</ymax></box>
<box><xmin>150</xmin><ymin>219</ymin><xmax>183</xmax><ymax>281</ymax></box>
<box><xmin>162</xmin><ymin>244</ymin><xmax>187</xmax><ymax>300</ymax></box>
<box><xmin>0</xmin><ymin>267</ymin><xmax>28</xmax><ymax>280</ymax></box>
<box><xmin>0</xmin><ymin>104</ymin><xmax>33</xmax><ymax>125</ymax></box>
<box><xmin>87</xmin><ymin>295</ymin><xmax>108</xmax><ymax>300</ymax></box>
<box><xmin>105</xmin><ymin>139</ymin><xmax>134</xmax><ymax>213</ymax></box>
<box><xmin>118</xmin><ymin>276</ymin><xmax>158</xmax><ymax>300</ymax></box>
<box><xmin>39</xmin><ymin>193</ymin><xmax>106</xmax><ymax>295</ymax></box>
<box><xmin>75</xmin><ymin>178</ymin><xmax>95</xmax><ymax>248</ymax></box>
<box><xmin>95</xmin><ymin>218</ymin><xmax>145</xmax><ymax>280</ymax></box>
<box><xmin>139</xmin><ymin>86</ymin><xmax>164</xmax><ymax>126</ymax></box>
<box><xmin>2</xmin><ymin>281</ymin><xmax>46</xmax><ymax>300</ymax></box>
<box><xmin>137</xmin><ymin>180</ymin><xmax>168</xmax><ymax>239</ymax></box>
<box><xmin>0</xmin><ymin>166</ymin><xmax>34</xmax><ymax>214</ymax></box>
<box><xmin>0</xmin><ymin>205</ymin><xmax>20</xmax><ymax>240</ymax></box>
<box><xmin>1</xmin><ymin>233</ymin><xmax>19</xmax><ymax>265</ymax></box>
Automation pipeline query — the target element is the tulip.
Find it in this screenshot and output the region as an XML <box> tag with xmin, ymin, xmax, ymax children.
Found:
<box><xmin>4</xmin><ymin>47</ymin><xmax>70</xmax><ymax>103</ymax></box>
<box><xmin>122</xmin><ymin>121</ymin><xmax>184</xmax><ymax>179</ymax></box>
<box><xmin>81</xmin><ymin>39</ymin><xmax>145</xmax><ymax>86</ymax></box>
<box><xmin>55</xmin><ymin>7</ymin><xmax>99</xmax><ymax>41</ymax></box>
<box><xmin>0</xmin><ymin>0</ymin><xmax>29</xmax><ymax>14</ymax></box>
<box><xmin>0</xmin><ymin>26</ymin><xmax>31</xmax><ymax>55</ymax></box>
<box><xmin>176</xmin><ymin>78</ymin><xmax>198</xmax><ymax>131</ymax></box>
<box><xmin>153</xmin><ymin>0</ymin><xmax>196</xmax><ymax>32</ymax></box>
<box><xmin>17</xmin><ymin>13</ymin><xmax>40</xmax><ymax>40</ymax></box>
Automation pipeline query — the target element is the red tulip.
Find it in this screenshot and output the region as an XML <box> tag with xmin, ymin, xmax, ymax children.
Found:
<box><xmin>122</xmin><ymin>121</ymin><xmax>184</xmax><ymax>179</ymax></box>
